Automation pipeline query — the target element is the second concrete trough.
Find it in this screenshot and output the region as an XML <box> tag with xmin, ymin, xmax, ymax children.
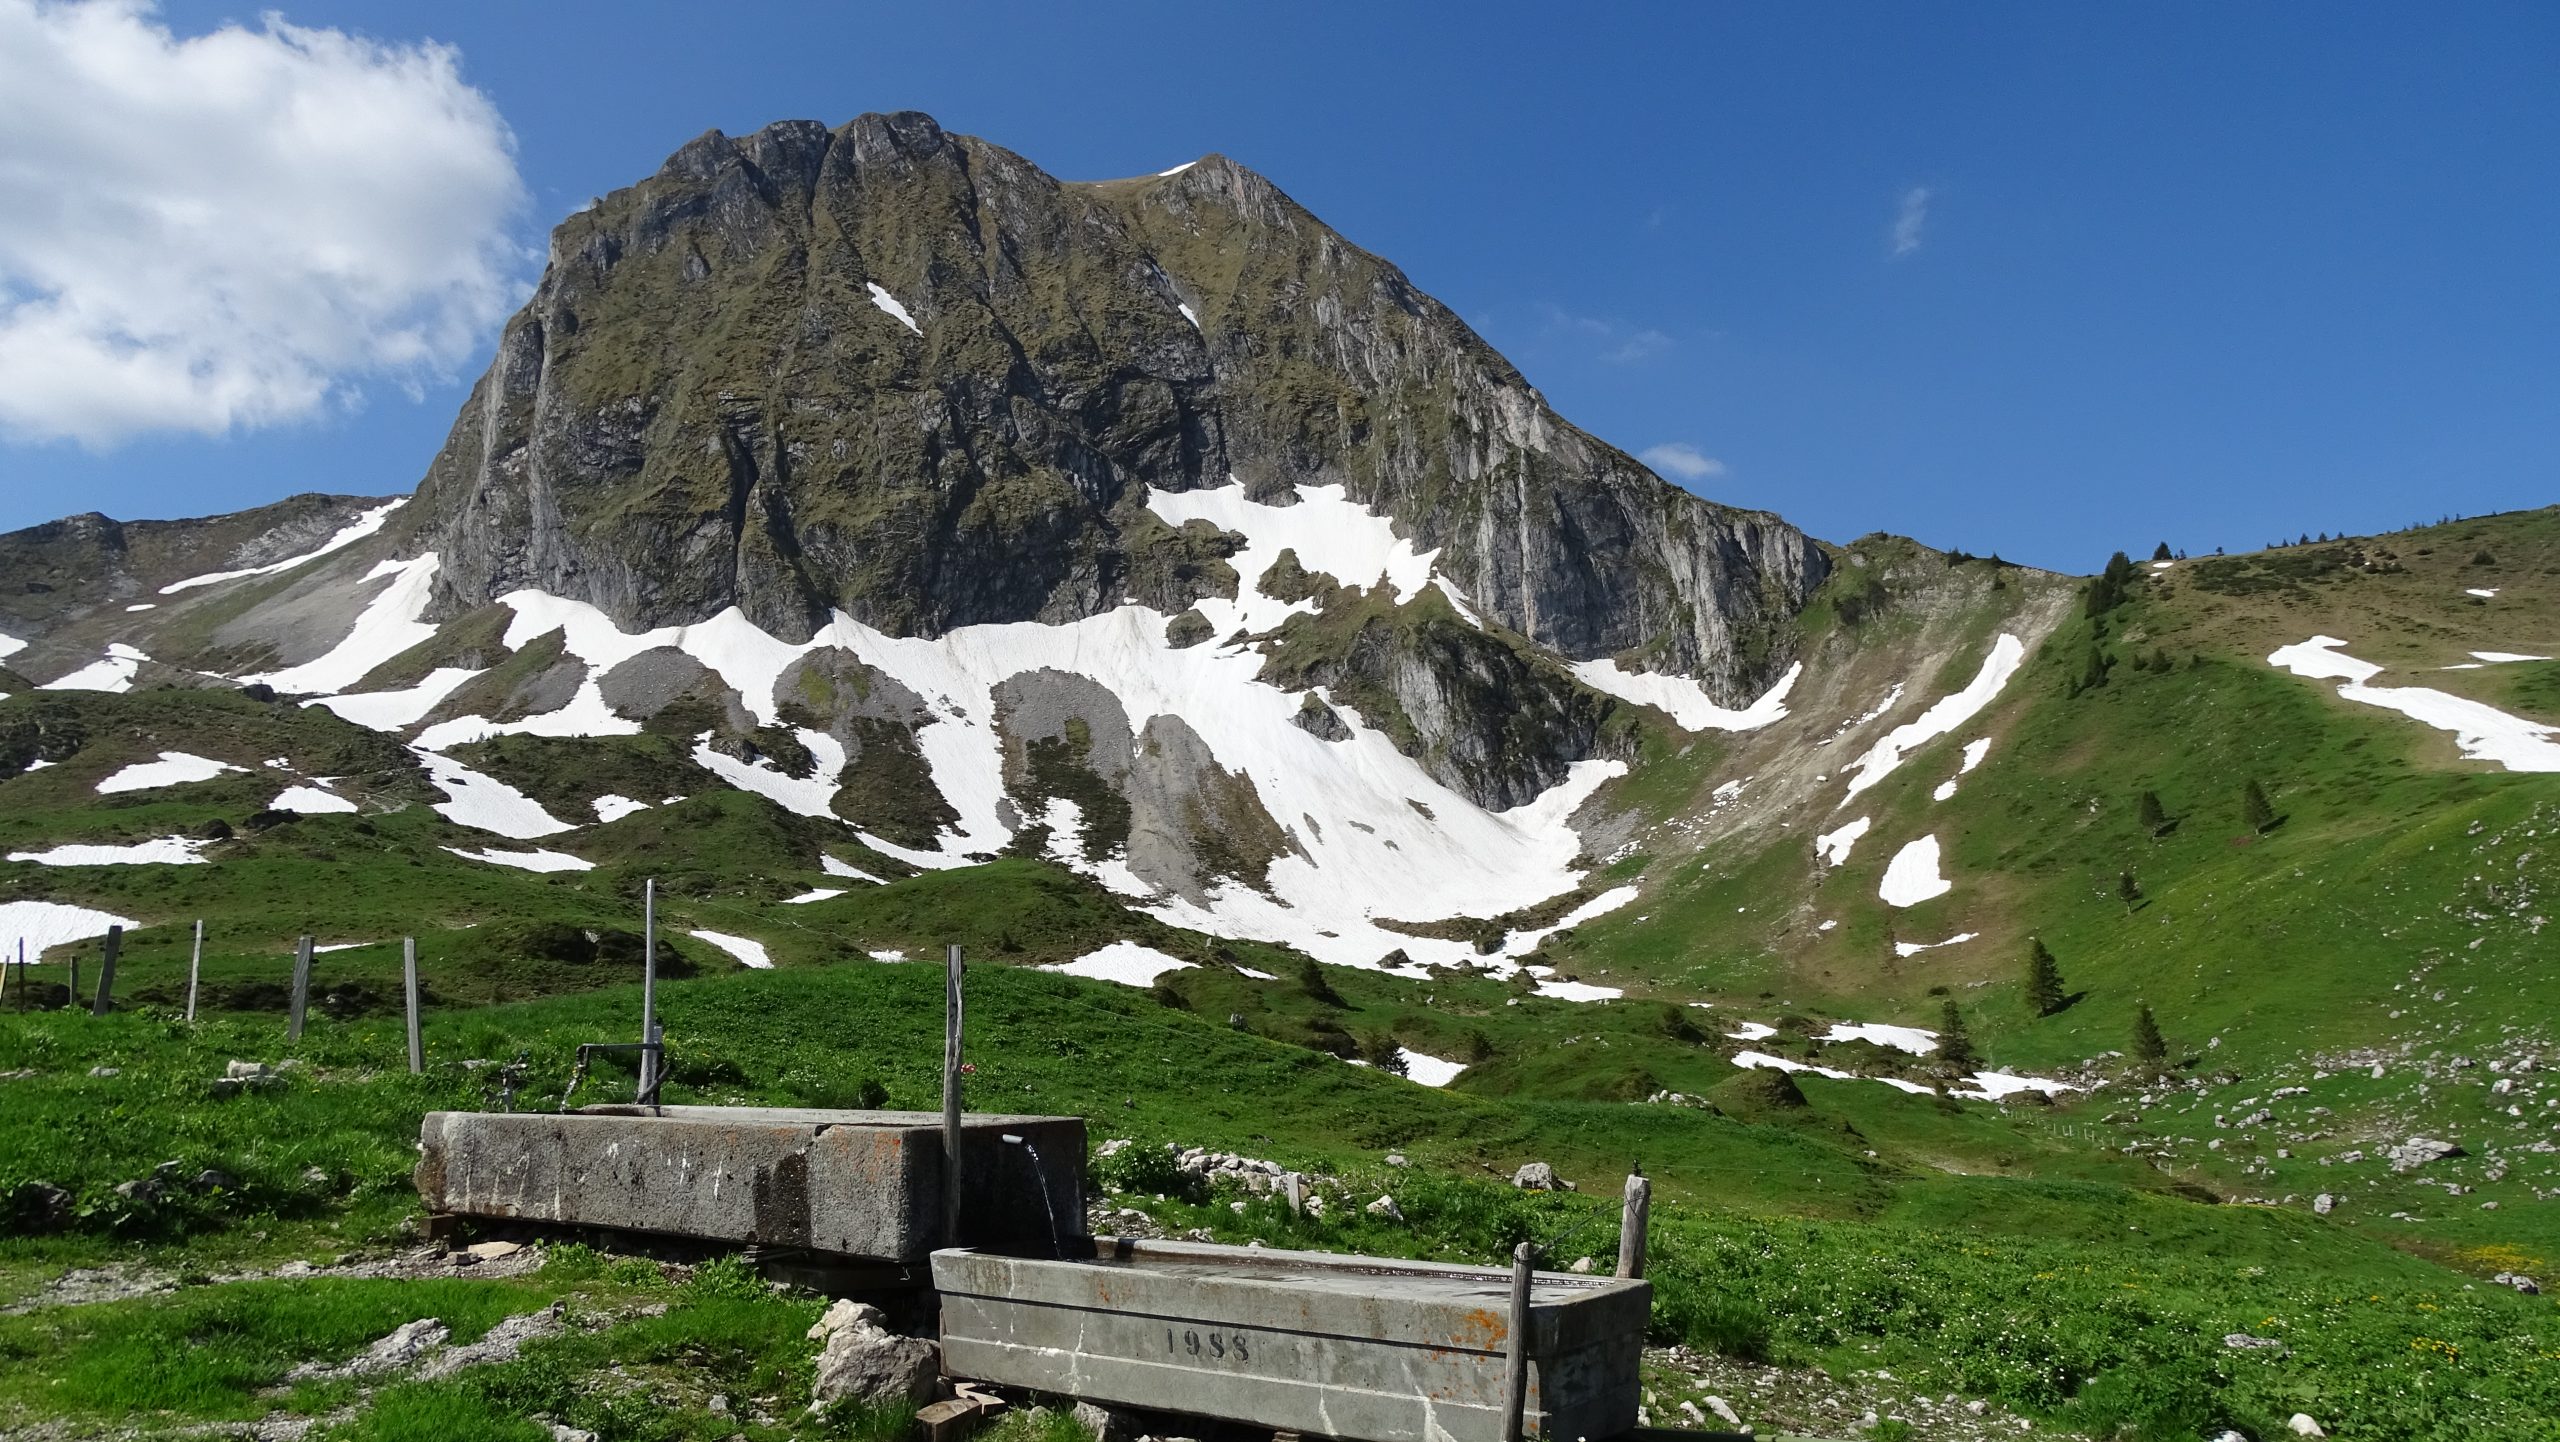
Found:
<box><xmin>416</xmin><ymin>1105</ymin><xmax>1084</xmax><ymax>1261</ymax></box>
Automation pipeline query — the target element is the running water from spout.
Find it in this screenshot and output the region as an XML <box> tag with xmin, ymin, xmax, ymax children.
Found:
<box><xmin>1004</xmin><ymin>1134</ymin><xmax>1069</xmax><ymax>1258</ymax></box>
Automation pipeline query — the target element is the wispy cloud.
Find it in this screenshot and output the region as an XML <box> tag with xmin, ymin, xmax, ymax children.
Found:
<box><xmin>1536</xmin><ymin>304</ymin><xmax>1675</xmax><ymax>366</ymax></box>
<box><xmin>1603</xmin><ymin>329</ymin><xmax>1672</xmax><ymax>365</ymax></box>
<box><xmin>1890</xmin><ymin>186</ymin><xmax>1932</xmax><ymax>258</ymax></box>
<box><xmin>1640</xmin><ymin>443</ymin><xmax>1726</xmax><ymax>483</ymax></box>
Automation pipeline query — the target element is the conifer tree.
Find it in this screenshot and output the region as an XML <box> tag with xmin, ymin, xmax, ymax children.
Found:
<box><xmin>2025</xmin><ymin>938</ymin><xmax>2066</xmax><ymax>1016</ymax></box>
<box><xmin>2151</xmin><ymin>541</ymin><xmax>2172</xmax><ymax>562</ymax></box>
<box><xmin>2132</xmin><ymin>1002</ymin><xmax>2168</xmax><ymax>1069</ymax></box>
<box><xmin>1938</xmin><ymin>999</ymin><xmax>1977</xmax><ymax>1072</ymax></box>
<box><xmin>2118</xmin><ymin>870</ymin><xmax>2143</xmax><ymax>910</ymax></box>
<box><xmin>2244</xmin><ymin>777</ymin><xmax>2278</xmax><ymax>832</ymax></box>
<box><xmin>2137</xmin><ymin>790</ymin><xmax>2169</xmax><ymax>835</ymax></box>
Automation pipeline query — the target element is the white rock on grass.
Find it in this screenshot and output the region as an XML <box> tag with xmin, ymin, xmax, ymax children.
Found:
<box><xmin>1513</xmin><ymin>1162</ymin><xmax>1561</xmax><ymax>1190</ymax></box>
<box><xmin>811</xmin><ymin>1314</ymin><xmax>938</xmax><ymax>1408</ymax></box>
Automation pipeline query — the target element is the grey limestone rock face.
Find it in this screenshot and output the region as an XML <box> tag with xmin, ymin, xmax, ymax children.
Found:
<box><xmin>390</xmin><ymin>110</ymin><xmax>1826</xmax><ymax>810</ymax></box>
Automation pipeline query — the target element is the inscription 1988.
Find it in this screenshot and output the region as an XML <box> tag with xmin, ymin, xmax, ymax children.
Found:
<box><xmin>1167</xmin><ymin>1327</ymin><xmax>1252</xmax><ymax>1362</ymax></box>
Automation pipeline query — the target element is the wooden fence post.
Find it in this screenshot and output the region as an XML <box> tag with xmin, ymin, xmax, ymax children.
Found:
<box><xmin>402</xmin><ymin>937</ymin><xmax>423</xmax><ymax>1074</ymax></box>
<box><xmin>184</xmin><ymin>920</ymin><xmax>204</xmax><ymax>1022</ymax></box>
<box><xmin>287</xmin><ymin>935</ymin><xmax>314</xmax><ymax>1043</ymax></box>
<box><xmin>88</xmin><ymin>925</ymin><xmax>120</xmax><ymax>1016</ymax></box>
<box><xmin>1616</xmin><ymin>1170</ymin><xmax>1651</xmax><ymax>1280</ymax></box>
<box><xmin>943</xmin><ymin>943</ymin><xmax>965</xmax><ymax>1247</ymax></box>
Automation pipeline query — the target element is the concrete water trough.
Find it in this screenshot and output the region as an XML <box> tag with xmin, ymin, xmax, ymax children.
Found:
<box><xmin>934</xmin><ymin>1237</ymin><xmax>1650</xmax><ymax>1442</ymax></box>
<box><xmin>416</xmin><ymin>1105</ymin><xmax>1084</xmax><ymax>1262</ymax></box>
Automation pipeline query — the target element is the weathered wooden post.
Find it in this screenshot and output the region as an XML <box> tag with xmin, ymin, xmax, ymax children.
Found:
<box><xmin>639</xmin><ymin>878</ymin><xmax>658</xmax><ymax>1098</ymax></box>
<box><xmin>287</xmin><ymin>935</ymin><xmax>314</xmax><ymax>1042</ymax></box>
<box><xmin>1282</xmin><ymin>1170</ymin><xmax>1305</xmax><ymax>1215</ymax></box>
<box><xmin>943</xmin><ymin>942</ymin><xmax>965</xmax><ymax>1247</ymax></box>
<box><xmin>184</xmin><ymin>920</ymin><xmax>204</xmax><ymax>1022</ymax></box>
<box><xmin>402</xmin><ymin>937</ymin><xmax>423</xmax><ymax>1074</ymax></box>
<box><xmin>66</xmin><ymin>947</ymin><xmax>78</xmax><ymax>1014</ymax></box>
<box><xmin>10</xmin><ymin>940</ymin><xmax>21</xmax><ymax>1011</ymax></box>
<box><xmin>1615</xmin><ymin>1169</ymin><xmax>1651</xmax><ymax>1280</ymax></box>
<box><xmin>1500</xmin><ymin>1240</ymin><xmax>1536</xmax><ymax>1442</ymax></box>
<box><xmin>88</xmin><ymin>925</ymin><xmax>121</xmax><ymax>1016</ymax></box>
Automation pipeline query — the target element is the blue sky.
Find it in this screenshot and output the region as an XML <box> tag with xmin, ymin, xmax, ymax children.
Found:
<box><xmin>0</xmin><ymin>1</ymin><xmax>2552</xmax><ymax>571</ymax></box>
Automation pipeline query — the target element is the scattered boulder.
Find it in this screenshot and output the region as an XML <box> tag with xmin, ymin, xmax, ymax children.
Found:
<box><xmin>1568</xmin><ymin>1256</ymin><xmax>1594</xmax><ymax>1274</ymax></box>
<box><xmin>8</xmin><ymin>1180</ymin><xmax>71</xmax><ymax>1232</ymax></box>
<box><xmin>2494</xmin><ymin>1271</ymin><xmax>2541</xmax><ymax>1295</ymax></box>
<box><xmin>87</xmin><ymin>1066</ymin><xmax>120</xmax><ymax>1078</ymax></box>
<box><xmin>416</xmin><ymin>1304</ymin><xmax>566</xmax><ymax>1379</ymax></box>
<box><xmin>2386</xmin><ymin>1136</ymin><xmax>2463</xmax><ymax>1173</ymax></box>
<box><xmin>463</xmin><ymin>1241</ymin><xmax>523</xmax><ymax>1261</ymax></box>
<box><xmin>1365</xmin><ymin>1194</ymin><xmax>1403</xmax><ymax>1222</ymax></box>
<box><xmin>808</xmin><ymin>1299</ymin><xmax>889</xmax><ymax>1341</ymax></box>
<box><xmin>2289</xmin><ymin>1415</ymin><xmax>2327</xmax><ymax>1437</ymax></box>
<box><xmin>288</xmin><ymin>1318</ymin><xmax>452</xmax><ymax>1381</ymax></box>
<box><xmin>1513</xmin><ymin>1162</ymin><xmax>1561</xmax><ymax>1190</ymax></box>
<box><xmin>1704</xmin><ymin>1395</ymin><xmax>1744</xmax><ymax>1428</ymax></box>
<box><xmin>2223</xmin><ymin>1333</ymin><xmax>2285</xmax><ymax>1351</ymax></box>
<box><xmin>2312</xmin><ymin>1193</ymin><xmax>2337</xmax><ymax>1215</ymax></box>
<box><xmin>811</xmin><ymin>1306</ymin><xmax>940</xmax><ymax>1409</ymax></box>
<box><xmin>1073</xmin><ymin>1401</ymin><xmax>1139</xmax><ymax>1442</ymax></box>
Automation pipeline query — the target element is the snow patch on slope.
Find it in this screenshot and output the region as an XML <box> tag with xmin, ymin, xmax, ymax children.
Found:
<box><xmin>10</xmin><ymin>836</ymin><xmax>211</xmax><ymax>866</ymax></box>
<box><xmin>1570</xmin><ymin>659</ymin><xmax>1800</xmax><ymax>733</ymax></box>
<box><xmin>270</xmin><ymin>784</ymin><xmax>357</xmax><ymax>815</ymax></box>
<box><xmin>161</xmin><ymin>499</ymin><xmax>407</xmax><ymax>594</ymax></box>
<box><xmin>443</xmin><ymin>845</ymin><xmax>594</xmax><ymax>873</ymax></box>
<box><xmin>96</xmin><ymin>752</ymin><xmax>241</xmax><ymax>794</ymax></box>
<box><xmin>312</xmin><ymin>667</ymin><xmax>481</xmax><ymax>730</ymax></box>
<box><xmin>1399</xmin><ymin>1049</ymin><xmax>1467</xmax><ymax>1087</ymax></box>
<box><xmin>1880</xmin><ymin>835</ymin><xmax>1951</xmax><ymax>907</ymax></box>
<box><xmin>866</xmin><ymin>282</ymin><xmax>920</xmax><ymax>334</ymax></box>
<box><xmin>248</xmin><ymin>556</ymin><xmax>443</xmax><ymax>696</ymax></box>
<box><xmin>0</xmin><ymin>901</ymin><xmax>136</xmax><ymax>962</ymax></box>
<box><xmin>416</xmin><ymin>752</ymin><xmax>573</xmax><ymax>839</ymax></box>
<box><xmin>1842</xmin><ymin>635</ymin><xmax>2027</xmax><ymax>800</ymax></box>
<box><xmin>690</xmin><ymin>929</ymin><xmax>774</xmax><ymax>969</ymax></box>
<box><xmin>1814</xmin><ymin>816</ymin><xmax>1870</xmax><ymax>867</ymax></box>
<box><xmin>44</xmin><ymin>644</ymin><xmax>148</xmax><ymax>693</ymax></box>
<box><xmin>1146</xmin><ymin>480</ymin><xmax>1443</xmax><ymax>635</ymax></box>
<box><xmin>2269</xmin><ymin>636</ymin><xmax>2560</xmax><ymax>772</ymax></box>
<box><xmin>1047</xmin><ymin>941</ymin><xmax>1194</xmax><ymax>988</ymax></box>
<box><xmin>690</xmin><ymin>731</ymin><xmax>847</xmax><ymax>819</ymax></box>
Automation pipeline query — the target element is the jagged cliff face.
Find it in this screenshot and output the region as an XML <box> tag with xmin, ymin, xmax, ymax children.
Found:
<box><xmin>404</xmin><ymin>112</ymin><xmax>1823</xmax><ymax>699</ymax></box>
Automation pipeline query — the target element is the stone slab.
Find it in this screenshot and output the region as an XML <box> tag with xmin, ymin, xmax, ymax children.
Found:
<box><xmin>933</xmin><ymin>1237</ymin><xmax>1648</xmax><ymax>1442</ymax></box>
<box><xmin>416</xmin><ymin>1106</ymin><xmax>1082</xmax><ymax>1261</ymax></box>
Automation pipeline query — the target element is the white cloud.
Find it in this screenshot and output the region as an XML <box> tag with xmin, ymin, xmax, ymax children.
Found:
<box><xmin>0</xmin><ymin>1</ymin><xmax>528</xmax><ymax>446</ymax></box>
<box><xmin>1602</xmin><ymin>328</ymin><xmax>1672</xmax><ymax>365</ymax></box>
<box><xmin>1640</xmin><ymin>443</ymin><xmax>1726</xmax><ymax>482</ymax></box>
<box><xmin>1890</xmin><ymin>186</ymin><xmax>1932</xmax><ymax>257</ymax></box>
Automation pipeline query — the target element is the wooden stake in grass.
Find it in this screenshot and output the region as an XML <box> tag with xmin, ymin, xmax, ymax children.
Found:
<box><xmin>89</xmin><ymin>925</ymin><xmax>120</xmax><ymax>1016</ymax></box>
<box><xmin>185</xmin><ymin>920</ymin><xmax>204</xmax><ymax>1023</ymax></box>
<box><xmin>943</xmin><ymin>942</ymin><xmax>965</xmax><ymax>1248</ymax></box>
<box><xmin>287</xmin><ymin>935</ymin><xmax>314</xmax><ymax>1043</ymax></box>
<box><xmin>402</xmin><ymin>937</ymin><xmax>423</xmax><ymax>1075</ymax></box>
<box><xmin>1615</xmin><ymin>1169</ymin><xmax>1650</xmax><ymax>1280</ymax></box>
